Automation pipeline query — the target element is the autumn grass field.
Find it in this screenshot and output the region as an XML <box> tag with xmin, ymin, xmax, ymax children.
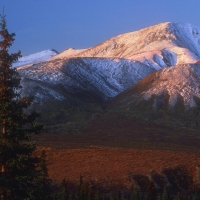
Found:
<box><xmin>33</xmin><ymin>112</ymin><xmax>200</xmax><ymax>186</ymax></box>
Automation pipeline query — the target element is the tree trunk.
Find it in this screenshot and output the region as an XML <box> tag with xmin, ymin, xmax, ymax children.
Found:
<box><xmin>1</xmin><ymin>120</ymin><xmax>6</xmax><ymax>200</ymax></box>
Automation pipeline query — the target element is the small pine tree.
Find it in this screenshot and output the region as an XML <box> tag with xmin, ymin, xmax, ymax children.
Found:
<box><xmin>161</xmin><ymin>186</ymin><xmax>170</xmax><ymax>200</ymax></box>
<box><xmin>87</xmin><ymin>183</ymin><xmax>95</xmax><ymax>200</ymax></box>
<box><xmin>57</xmin><ymin>178</ymin><xmax>69</xmax><ymax>200</ymax></box>
<box><xmin>146</xmin><ymin>181</ymin><xmax>157</xmax><ymax>200</ymax></box>
<box><xmin>94</xmin><ymin>191</ymin><xmax>100</xmax><ymax>200</ymax></box>
<box><xmin>0</xmin><ymin>9</ymin><xmax>44</xmax><ymax>200</ymax></box>
<box><xmin>58</xmin><ymin>187</ymin><xmax>69</xmax><ymax>200</ymax></box>
<box><xmin>117</xmin><ymin>190</ymin><xmax>122</xmax><ymax>200</ymax></box>
<box><xmin>174</xmin><ymin>193</ymin><xmax>182</xmax><ymax>200</ymax></box>
<box><xmin>35</xmin><ymin>150</ymin><xmax>52</xmax><ymax>199</ymax></box>
<box><xmin>76</xmin><ymin>175</ymin><xmax>88</xmax><ymax>200</ymax></box>
<box><xmin>192</xmin><ymin>186</ymin><xmax>199</xmax><ymax>200</ymax></box>
<box><xmin>131</xmin><ymin>187</ymin><xmax>141</xmax><ymax>200</ymax></box>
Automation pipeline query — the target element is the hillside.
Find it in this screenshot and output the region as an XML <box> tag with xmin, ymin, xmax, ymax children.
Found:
<box><xmin>13</xmin><ymin>22</ymin><xmax>200</xmax><ymax>131</ymax></box>
<box><xmin>17</xmin><ymin>22</ymin><xmax>200</xmax><ymax>102</ymax></box>
<box><xmin>109</xmin><ymin>63</ymin><xmax>200</xmax><ymax>127</ymax></box>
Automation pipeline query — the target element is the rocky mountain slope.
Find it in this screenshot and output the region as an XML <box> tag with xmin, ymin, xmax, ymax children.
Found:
<box><xmin>16</xmin><ymin>22</ymin><xmax>200</xmax><ymax>102</ymax></box>
<box><xmin>19</xmin><ymin>57</ymin><xmax>155</xmax><ymax>101</ymax></box>
<box><xmin>110</xmin><ymin>63</ymin><xmax>200</xmax><ymax>127</ymax></box>
<box><xmin>14</xmin><ymin>22</ymin><xmax>200</xmax><ymax>131</ymax></box>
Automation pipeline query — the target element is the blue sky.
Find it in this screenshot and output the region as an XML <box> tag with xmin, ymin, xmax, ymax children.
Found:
<box><xmin>0</xmin><ymin>1</ymin><xmax>200</xmax><ymax>56</ymax></box>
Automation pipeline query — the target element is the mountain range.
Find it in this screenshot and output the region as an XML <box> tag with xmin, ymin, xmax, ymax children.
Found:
<box><xmin>14</xmin><ymin>22</ymin><xmax>200</xmax><ymax>132</ymax></box>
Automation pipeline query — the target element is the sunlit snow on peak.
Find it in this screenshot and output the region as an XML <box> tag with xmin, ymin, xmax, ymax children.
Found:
<box><xmin>13</xmin><ymin>22</ymin><xmax>200</xmax><ymax>107</ymax></box>
<box><xmin>13</xmin><ymin>49</ymin><xmax>58</xmax><ymax>68</ymax></box>
<box><xmin>49</xmin><ymin>48</ymin><xmax>87</xmax><ymax>60</ymax></box>
<box><xmin>143</xmin><ymin>64</ymin><xmax>200</xmax><ymax>108</ymax></box>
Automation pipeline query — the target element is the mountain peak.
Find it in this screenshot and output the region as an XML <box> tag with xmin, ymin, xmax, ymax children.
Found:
<box><xmin>13</xmin><ymin>49</ymin><xmax>57</xmax><ymax>68</ymax></box>
<box><xmin>72</xmin><ymin>22</ymin><xmax>200</xmax><ymax>69</ymax></box>
<box><xmin>49</xmin><ymin>47</ymin><xmax>87</xmax><ymax>60</ymax></box>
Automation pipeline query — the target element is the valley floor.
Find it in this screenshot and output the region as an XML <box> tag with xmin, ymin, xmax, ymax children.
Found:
<box><xmin>37</xmin><ymin>147</ymin><xmax>200</xmax><ymax>186</ymax></box>
<box><xmin>32</xmin><ymin>113</ymin><xmax>200</xmax><ymax>185</ymax></box>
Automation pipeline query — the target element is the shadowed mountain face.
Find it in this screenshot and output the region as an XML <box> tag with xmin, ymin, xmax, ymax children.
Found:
<box><xmin>14</xmin><ymin>22</ymin><xmax>200</xmax><ymax>131</ymax></box>
<box><xmin>19</xmin><ymin>57</ymin><xmax>155</xmax><ymax>101</ymax></box>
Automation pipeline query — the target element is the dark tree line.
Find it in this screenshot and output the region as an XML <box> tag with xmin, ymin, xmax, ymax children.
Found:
<box><xmin>53</xmin><ymin>165</ymin><xmax>199</xmax><ymax>200</ymax></box>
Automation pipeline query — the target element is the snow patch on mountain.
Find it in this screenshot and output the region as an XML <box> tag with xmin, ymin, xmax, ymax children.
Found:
<box><xmin>13</xmin><ymin>49</ymin><xmax>58</xmax><ymax>68</ymax></box>
<box><xmin>153</xmin><ymin>54</ymin><xmax>167</xmax><ymax>68</ymax></box>
<box><xmin>161</xmin><ymin>49</ymin><xmax>177</xmax><ymax>66</ymax></box>
<box><xmin>168</xmin><ymin>23</ymin><xmax>200</xmax><ymax>58</ymax></box>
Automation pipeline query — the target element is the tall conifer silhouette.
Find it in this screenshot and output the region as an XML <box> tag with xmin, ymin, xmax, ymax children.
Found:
<box><xmin>0</xmin><ymin>9</ymin><xmax>44</xmax><ymax>199</ymax></box>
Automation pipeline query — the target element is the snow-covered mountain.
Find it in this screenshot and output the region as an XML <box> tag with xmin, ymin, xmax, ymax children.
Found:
<box><xmin>13</xmin><ymin>49</ymin><xmax>58</xmax><ymax>68</ymax></box>
<box><xmin>17</xmin><ymin>22</ymin><xmax>200</xmax><ymax>103</ymax></box>
<box><xmin>18</xmin><ymin>57</ymin><xmax>155</xmax><ymax>101</ymax></box>
<box><xmin>73</xmin><ymin>22</ymin><xmax>200</xmax><ymax>68</ymax></box>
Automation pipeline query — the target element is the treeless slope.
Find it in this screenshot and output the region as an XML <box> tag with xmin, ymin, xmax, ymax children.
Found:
<box><xmin>33</xmin><ymin>112</ymin><xmax>200</xmax><ymax>185</ymax></box>
<box><xmin>37</xmin><ymin>148</ymin><xmax>200</xmax><ymax>186</ymax></box>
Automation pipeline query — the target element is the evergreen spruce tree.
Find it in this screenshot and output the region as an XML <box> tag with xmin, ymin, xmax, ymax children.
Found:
<box><xmin>87</xmin><ymin>183</ymin><xmax>95</xmax><ymax>200</ymax></box>
<box><xmin>131</xmin><ymin>187</ymin><xmax>141</xmax><ymax>200</ymax></box>
<box><xmin>35</xmin><ymin>150</ymin><xmax>52</xmax><ymax>199</ymax></box>
<box><xmin>161</xmin><ymin>186</ymin><xmax>170</xmax><ymax>200</ymax></box>
<box><xmin>94</xmin><ymin>191</ymin><xmax>100</xmax><ymax>200</ymax></box>
<box><xmin>57</xmin><ymin>178</ymin><xmax>69</xmax><ymax>200</ymax></box>
<box><xmin>174</xmin><ymin>193</ymin><xmax>182</xmax><ymax>200</ymax></box>
<box><xmin>193</xmin><ymin>186</ymin><xmax>199</xmax><ymax>200</ymax></box>
<box><xmin>76</xmin><ymin>176</ymin><xmax>88</xmax><ymax>200</ymax></box>
<box><xmin>146</xmin><ymin>181</ymin><xmax>157</xmax><ymax>200</ymax></box>
<box><xmin>0</xmin><ymin>10</ymin><xmax>44</xmax><ymax>200</ymax></box>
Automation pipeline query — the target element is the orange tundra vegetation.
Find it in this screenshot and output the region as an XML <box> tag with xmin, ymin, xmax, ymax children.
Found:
<box><xmin>40</xmin><ymin>148</ymin><xmax>200</xmax><ymax>186</ymax></box>
<box><xmin>32</xmin><ymin>113</ymin><xmax>200</xmax><ymax>186</ymax></box>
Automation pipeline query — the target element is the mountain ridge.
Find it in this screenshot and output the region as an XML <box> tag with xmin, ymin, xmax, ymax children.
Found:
<box><xmin>16</xmin><ymin>22</ymin><xmax>200</xmax><ymax>102</ymax></box>
<box><xmin>13</xmin><ymin>49</ymin><xmax>58</xmax><ymax>68</ymax></box>
<box><xmin>13</xmin><ymin>22</ymin><xmax>200</xmax><ymax>130</ymax></box>
<box><xmin>72</xmin><ymin>22</ymin><xmax>200</xmax><ymax>65</ymax></box>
